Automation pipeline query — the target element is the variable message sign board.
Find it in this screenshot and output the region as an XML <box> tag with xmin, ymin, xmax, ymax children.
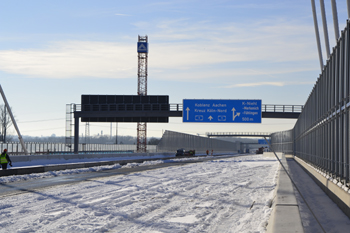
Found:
<box><xmin>80</xmin><ymin>95</ymin><xmax>169</xmax><ymax>123</ymax></box>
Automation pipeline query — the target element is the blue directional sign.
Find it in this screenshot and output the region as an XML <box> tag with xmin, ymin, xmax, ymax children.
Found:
<box><xmin>137</xmin><ymin>42</ymin><xmax>148</xmax><ymax>53</ymax></box>
<box><xmin>258</xmin><ymin>139</ymin><xmax>271</xmax><ymax>144</ymax></box>
<box><xmin>183</xmin><ymin>99</ymin><xmax>261</xmax><ymax>123</ymax></box>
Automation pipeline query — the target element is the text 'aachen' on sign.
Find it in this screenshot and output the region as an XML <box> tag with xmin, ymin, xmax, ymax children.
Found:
<box><xmin>183</xmin><ymin>99</ymin><xmax>262</xmax><ymax>123</ymax></box>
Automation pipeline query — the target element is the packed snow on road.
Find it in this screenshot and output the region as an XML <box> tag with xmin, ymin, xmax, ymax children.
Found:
<box><xmin>0</xmin><ymin>154</ymin><xmax>278</xmax><ymax>233</ymax></box>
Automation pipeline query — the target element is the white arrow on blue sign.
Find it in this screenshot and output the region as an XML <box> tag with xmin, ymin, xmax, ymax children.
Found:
<box><xmin>182</xmin><ymin>99</ymin><xmax>262</xmax><ymax>123</ymax></box>
<box><xmin>137</xmin><ymin>42</ymin><xmax>148</xmax><ymax>53</ymax></box>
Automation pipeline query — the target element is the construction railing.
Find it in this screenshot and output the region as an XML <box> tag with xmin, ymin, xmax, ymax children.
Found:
<box><xmin>0</xmin><ymin>142</ymin><xmax>157</xmax><ymax>155</ymax></box>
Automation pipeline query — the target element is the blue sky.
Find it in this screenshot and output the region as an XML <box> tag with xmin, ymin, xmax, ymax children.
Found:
<box><xmin>0</xmin><ymin>0</ymin><xmax>348</xmax><ymax>138</ymax></box>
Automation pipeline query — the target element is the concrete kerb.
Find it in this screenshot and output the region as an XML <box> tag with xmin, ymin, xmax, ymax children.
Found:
<box><xmin>266</xmin><ymin>153</ymin><xmax>304</xmax><ymax>233</ymax></box>
<box><xmin>294</xmin><ymin>156</ymin><xmax>350</xmax><ymax>219</ymax></box>
<box><xmin>262</xmin><ymin>152</ymin><xmax>282</xmax><ymax>159</ymax></box>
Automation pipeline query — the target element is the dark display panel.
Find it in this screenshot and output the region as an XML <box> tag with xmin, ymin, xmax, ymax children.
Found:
<box><xmin>81</xmin><ymin>117</ymin><xmax>168</xmax><ymax>123</ymax></box>
<box><xmin>82</xmin><ymin>95</ymin><xmax>169</xmax><ymax>105</ymax></box>
<box><xmin>80</xmin><ymin>95</ymin><xmax>169</xmax><ymax>123</ymax></box>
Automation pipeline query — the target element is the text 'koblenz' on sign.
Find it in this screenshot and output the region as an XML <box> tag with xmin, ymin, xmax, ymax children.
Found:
<box><xmin>182</xmin><ymin>99</ymin><xmax>262</xmax><ymax>123</ymax></box>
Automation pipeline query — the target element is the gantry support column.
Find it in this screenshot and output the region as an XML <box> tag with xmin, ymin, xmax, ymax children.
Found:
<box><xmin>74</xmin><ymin>116</ymin><xmax>79</xmax><ymax>154</ymax></box>
<box><xmin>136</xmin><ymin>35</ymin><xmax>149</xmax><ymax>153</ymax></box>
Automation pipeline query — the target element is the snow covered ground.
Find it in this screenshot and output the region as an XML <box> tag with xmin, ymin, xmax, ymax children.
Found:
<box><xmin>0</xmin><ymin>154</ymin><xmax>279</xmax><ymax>233</ymax></box>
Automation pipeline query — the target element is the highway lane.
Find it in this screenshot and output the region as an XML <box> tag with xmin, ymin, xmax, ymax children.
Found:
<box><xmin>0</xmin><ymin>154</ymin><xmax>242</xmax><ymax>198</ymax></box>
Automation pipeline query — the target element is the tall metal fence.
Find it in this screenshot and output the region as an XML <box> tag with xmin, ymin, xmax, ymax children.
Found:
<box><xmin>157</xmin><ymin>130</ymin><xmax>239</xmax><ymax>154</ymax></box>
<box><xmin>270</xmin><ymin>129</ymin><xmax>294</xmax><ymax>154</ymax></box>
<box><xmin>294</xmin><ymin>19</ymin><xmax>350</xmax><ymax>182</ymax></box>
<box><xmin>0</xmin><ymin>142</ymin><xmax>156</xmax><ymax>155</ymax></box>
<box><xmin>271</xmin><ymin>20</ymin><xmax>350</xmax><ymax>183</ymax></box>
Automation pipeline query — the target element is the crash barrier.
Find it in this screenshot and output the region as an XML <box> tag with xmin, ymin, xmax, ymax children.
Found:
<box><xmin>271</xmin><ymin>20</ymin><xmax>350</xmax><ymax>190</ymax></box>
<box><xmin>157</xmin><ymin>130</ymin><xmax>241</xmax><ymax>154</ymax></box>
<box><xmin>0</xmin><ymin>142</ymin><xmax>157</xmax><ymax>155</ymax></box>
<box><xmin>266</xmin><ymin>153</ymin><xmax>304</xmax><ymax>233</ymax></box>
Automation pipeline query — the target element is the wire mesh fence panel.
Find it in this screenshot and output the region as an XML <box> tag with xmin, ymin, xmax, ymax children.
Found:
<box><xmin>271</xmin><ymin>21</ymin><xmax>350</xmax><ymax>183</ymax></box>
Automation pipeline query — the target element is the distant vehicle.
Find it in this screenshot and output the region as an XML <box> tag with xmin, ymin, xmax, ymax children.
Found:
<box><xmin>256</xmin><ymin>147</ymin><xmax>264</xmax><ymax>154</ymax></box>
<box><xmin>176</xmin><ymin>148</ymin><xmax>195</xmax><ymax>156</ymax></box>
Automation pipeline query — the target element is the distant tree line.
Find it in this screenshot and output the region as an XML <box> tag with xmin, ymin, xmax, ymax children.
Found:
<box><xmin>0</xmin><ymin>104</ymin><xmax>13</xmax><ymax>143</ymax></box>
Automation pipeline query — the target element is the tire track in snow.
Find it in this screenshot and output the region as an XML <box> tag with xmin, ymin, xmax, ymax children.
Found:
<box><xmin>0</xmin><ymin>155</ymin><xmax>278</xmax><ymax>233</ymax></box>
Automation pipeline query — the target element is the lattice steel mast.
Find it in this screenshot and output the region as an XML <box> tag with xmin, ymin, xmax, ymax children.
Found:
<box><xmin>137</xmin><ymin>35</ymin><xmax>148</xmax><ymax>152</ymax></box>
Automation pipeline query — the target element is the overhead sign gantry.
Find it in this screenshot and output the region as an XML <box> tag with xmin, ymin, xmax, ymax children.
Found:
<box><xmin>68</xmin><ymin>100</ymin><xmax>301</xmax><ymax>153</ymax></box>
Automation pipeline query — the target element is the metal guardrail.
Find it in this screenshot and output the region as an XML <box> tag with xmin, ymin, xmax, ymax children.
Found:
<box><xmin>169</xmin><ymin>104</ymin><xmax>302</xmax><ymax>113</ymax></box>
<box><xmin>262</xmin><ymin>104</ymin><xmax>303</xmax><ymax>113</ymax></box>
<box><xmin>206</xmin><ymin>132</ymin><xmax>272</xmax><ymax>137</ymax></box>
<box><xmin>169</xmin><ymin>104</ymin><xmax>182</xmax><ymax>111</ymax></box>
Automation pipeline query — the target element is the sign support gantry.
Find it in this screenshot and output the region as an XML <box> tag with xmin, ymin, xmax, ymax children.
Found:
<box><xmin>137</xmin><ymin>35</ymin><xmax>148</xmax><ymax>152</ymax></box>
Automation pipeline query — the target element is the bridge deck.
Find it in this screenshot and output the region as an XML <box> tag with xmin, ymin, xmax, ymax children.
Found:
<box><xmin>74</xmin><ymin>104</ymin><xmax>302</xmax><ymax>119</ymax></box>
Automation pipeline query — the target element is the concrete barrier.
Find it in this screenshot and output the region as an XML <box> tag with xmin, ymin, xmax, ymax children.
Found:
<box><xmin>266</xmin><ymin>153</ymin><xmax>304</xmax><ymax>233</ymax></box>
<box><xmin>295</xmin><ymin>156</ymin><xmax>350</xmax><ymax>219</ymax></box>
<box><xmin>9</xmin><ymin>152</ymin><xmax>175</xmax><ymax>163</ymax></box>
<box><xmin>0</xmin><ymin>166</ymin><xmax>46</xmax><ymax>176</ymax></box>
<box><xmin>0</xmin><ymin>153</ymin><xmax>186</xmax><ymax>177</ymax></box>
